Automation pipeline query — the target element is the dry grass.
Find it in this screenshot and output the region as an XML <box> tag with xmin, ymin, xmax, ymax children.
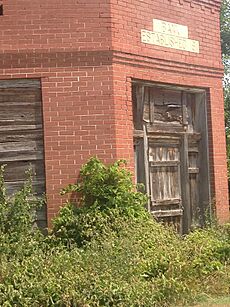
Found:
<box><xmin>191</xmin><ymin>296</ymin><xmax>230</xmax><ymax>306</ymax></box>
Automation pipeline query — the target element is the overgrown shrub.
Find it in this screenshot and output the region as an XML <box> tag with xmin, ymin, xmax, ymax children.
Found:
<box><xmin>52</xmin><ymin>157</ymin><xmax>148</xmax><ymax>246</ymax></box>
<box><xmin>1</xmin><ymin>217</ymin><xmax>230</xmax><ymax>307</ymax></box>
<box><xmin>60</xmin><ymin>157</ymin><xmax>147</xmax><ymax>210</ymax></box>
<box><xmin>0</xmin><ymin>158</ymin><xmax>229</xmax><ymax>306</ymax></box>
<box><xmin>0</xmin><ymin>165</ymin><xmax>42</xmax><ymax>243</ymax></box>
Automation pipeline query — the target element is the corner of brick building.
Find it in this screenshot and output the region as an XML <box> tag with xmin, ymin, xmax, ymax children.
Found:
<box><xmin>110</xmin><ymin>0</ymin><xmax>229</xmax><ymax>223</ymax></box>
<box><xmin>0</xmin><ymin>0</ymin><xmax>229</xmax><ymax>226</ymax></box>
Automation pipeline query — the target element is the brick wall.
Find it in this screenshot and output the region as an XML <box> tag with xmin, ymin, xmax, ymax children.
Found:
<box><xmin>0</xmin><ymin>0</ymin><xmax>116</xmax><ymax>223</ymax></box>
<box><xmin>0</xmin><ymin>0</ymin><xmax>112</xmax><ymax>51</ymax></box>
<box><xmin>41</xmin><ymin>65</ymin><xmax>116</xmax><ymax>223</ymax></box>
<box><xmin>0</xmin><ymin>0</ymin><xmax>228</xmax><ymax>224</ymax></box>
<box><xmin>109</xmin><ymin>0</ymin><xmax>229</xmax><ymax>222</ymax></box>
<box><xmin>110</xmin><ymin>0</ymin><xmax>222</xmax><ymax>68</ymax></box>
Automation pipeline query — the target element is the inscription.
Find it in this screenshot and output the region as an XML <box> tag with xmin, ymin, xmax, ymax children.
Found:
<box><xmin>153</xmin><ymin>19</ymin><xmax>188</xmax><ymax>38</ymax></box>
<box><xmin>141</xmin><ymin>18</ymin><xmax>200</xmax><ymax>53</ymax></box>
<box><xmin>141</xmin><ymin>29</ymin><xmax>199</xmax><ymax>53</ymax></box>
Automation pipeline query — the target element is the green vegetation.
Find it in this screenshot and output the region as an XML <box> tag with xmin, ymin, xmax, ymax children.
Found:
<box><xmin>53</xmin><ymin>158</ymin><xmax>148</xmax><ymax>247</ymax></box>
<box><xmin>0</xmin><ymin>158</ymin><xmax>230</xmax><ymax>306</ymax></box>
<box><xmin>221</xmin><ymin>0</ymin><xmax>230</xmax><ymax>177</ymax></box>
<box><xmin>221</xmin><ymin>0</ymin><xmax>230</xmax><ymax>57</ymax></box>
<box><xmin>192</xmin><ymin>295</ymin><xmax>230</xmax><ymax>306</ymax></box>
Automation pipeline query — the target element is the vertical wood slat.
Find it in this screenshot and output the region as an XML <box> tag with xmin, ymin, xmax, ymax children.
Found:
<box><xmin>195</xmin><ymin>92</ymin><xmax>211</xmax><ymax>226</ymax></box>
<box><xmin>149</xmin><ymin>88</ymin><xmax>154</xmax><ymax>124</ymax></box>
<box><xmin>133</xmin><ymin>85</ymin><xmax>145</xmax><ymax>130</ymax></box>
<box><xmin>141</xmin><ymin>85</ymin><xmax>151</xmax><ymax>212</ymax></box>
<box><xmin>181</xmin><ymin>92</ymin><xmax>191</xmax><ymax>233</ymax></box>
<box><xmin>182</xmin><ymin>91</ymin><xmax>188</xmax><ymax>127</ymax></box>
<box><xmin>134</xmin><ymin>138</ymin><xmax>146</xmax><ymax>188</ymax></box>
<box><xmin>188</xmin><ymin>143</ymin><xmax>200</xmax><ymax>225</ymax></box>
<box><xmin>144</xmin><ymin>122</ymin><xmax>151</xmax><ymax>212</ymax></box>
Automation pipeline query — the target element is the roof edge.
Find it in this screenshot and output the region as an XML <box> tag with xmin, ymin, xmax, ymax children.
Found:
<box><xmin>183</xmin><ymin>0</ymin><xmax>222</xmax><ymax>10</ymax></box>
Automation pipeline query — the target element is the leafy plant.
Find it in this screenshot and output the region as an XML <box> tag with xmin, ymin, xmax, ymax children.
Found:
<box><xmin>60</xmin><ymin>157</ymin><xmax>147</xmax><ymax>212</ymax></box>
<box><xmin>0</xmin><ymin>159</ymin><xmax>230</xmax><ymax>306</ymax></box>
<box><xmin>52</xmin><ymin>157</ymin><xmax>148</xmax><ymax>246</ymax></box>
<box><xmin>221</xmin><ymin>0</ymin><xmax>230</xmax><ymax>178</ymax></box>
<box><xmin>0</xmin><ymin>165</ymin><xmax>43</xmax><ymax>242</ymax></box>
<box><xmin>1</xmin><ymin>215</ymin><xmax>230</xmax><ymax>307</ymax></box>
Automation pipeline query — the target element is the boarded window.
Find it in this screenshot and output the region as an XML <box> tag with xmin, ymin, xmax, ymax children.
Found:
<box><xmin>0</xmin><ymin>79</ymin><xmax>46</xmax><ymax>227</ymax></box>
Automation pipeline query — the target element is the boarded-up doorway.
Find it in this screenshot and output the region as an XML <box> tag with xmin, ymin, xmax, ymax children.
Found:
<box><xmin>0</xmin><ymin>79</ymin><xmax>46</xmax><ymax>227</ymax></box>
<box><xmin>133</xmin><ymin>82</ymin><xmax>210</xmax><ymax>233</ymax></box>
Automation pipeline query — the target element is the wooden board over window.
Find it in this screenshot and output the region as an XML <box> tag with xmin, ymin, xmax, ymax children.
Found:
<box><xmin>0</xmin><ymin>79</ymin><xmax>46</xmax><ymax>227</ymax></box>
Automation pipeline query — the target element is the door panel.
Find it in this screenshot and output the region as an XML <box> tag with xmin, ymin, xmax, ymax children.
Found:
<box><xmin>133</xmin><ymin>83</ymin><xmax>210</xmax><ymax>233</ymax></box>
<box><xmin>148</xmin><ymin>139</ymin><xmax>183</xmax><ymax>231</ymax></box>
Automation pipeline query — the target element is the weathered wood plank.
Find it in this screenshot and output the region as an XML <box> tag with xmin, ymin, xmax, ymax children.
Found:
<box><xmin>194</xmin><ymin>92</ymin><xmax>210</xmax><ymax>226</ymax></box>
<box><xmin>134</xmin><ymin>138</ymin><xmax>146</xmax><ymax>188</ymax></box>
<box><xmin>0</xmin><ymin>151</ymin><xmax>43</xmax><ymax>162</ymax></box>
<box><xmin>152</xmin><ymin>198</ymin><xmax>181</xmax><ymax>205</ymax></box>
<box><xmin>0</xmin><ymin>140</ymin><xmax>44</xmax><ymax>152</ymax></box>
<box><xmin>0</xmin><ymin>111</ymin><xmax>42</xmax><ymax>126</ymax></box>
<box><xmin>143</xmin><ymin>125</ymin><xmax>151</xmax><ymax>211</ymax></box>
<box><xmin>3</xmin><ymin>160</ymin><xmax>45</xmax><ymax>182</ymax></box>
<box><xmin>0</xmin><ymin>100</ymin><xmax>42</xmax><ymax>107</ymax></box>
<box><xmin>147</xmin><ymin>124</ymin><xmax>184</xmax><ymax>133</ymax></box>
<box><xmin>151</xmin><ymin>209</ymin><xmax>183</xmax><ymax>217</ymax></box>
<box><xmin>0</xmin><ymin>79</ymin><xmax>40</xmax><ymax>89</ymax></box>
<box><xmin>149</xmin><ymin>135</ymin><xmax>182</xmax><ymax>142</ymax></box>
<box><xmin>0</xmin><ymin>129</ymin><xmax>43</xmax><ymax>143</ymax></box>
<box><xmin>0</xmin><ymin>125</ymin><xmax>43</xmax><ymax>132</ymax></box>
<box><xmin>181</xmin><ymin>92</ymin><xmax>191</xmax><ymax>233</ymax></box>
<box><xmin>149</xmin><ymin>87</ymin><xmax>182</xmax><ymax>106</ymax></box>
<box><xmin>0</xmin><ymin>79</ymin><xmax>46</xmax><ymax>227</ymax></box>
<box><xmin>150</xmin><ymin>161</ymin><xmax>180</xmax><ymax>167</ymax></box>
<box><xmin>133</xmin><ymin>130</ymin><xmax>144</xmax><ymax>138</ymax></box>
<box><xmin>188</xmin><ymin>167</ymin><xmax>199</xmax><ymax>174</ymax></box>
<box><xmin>0</xmin><ymin>94</ymin><xmax>41</xmax><ymax>105</ymax></box>
<box><xmin>149</xmin><ymin>88</ymin><xmax>154</xmax><ymax>124</ymax></box>
<box><xmin>132</xmin><ymin>84</ymin><xmax>145</xmax><ymax>130</ymax></box>
<box><xmin>5</xmin><ymin>180</ymin><xmax>45</xmax><ymax>195</ymax></box>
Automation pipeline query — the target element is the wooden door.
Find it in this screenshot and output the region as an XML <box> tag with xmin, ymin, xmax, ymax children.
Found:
<box><xmin>148</xmin><ymin>138</ymin><xmax>183</xmax><ymax>230</ymax></box>
<box><xmin>0</xmin><ymin>79</ymin><xmax>46</xmax><ymax>227</ymax></box>
<box><xmin>133</xmin><ymin>83</ymin><xmax>210</xmax><ymax>233</ymax></box>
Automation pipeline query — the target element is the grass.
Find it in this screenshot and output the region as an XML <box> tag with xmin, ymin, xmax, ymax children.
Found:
<box><xmin>0</xmin><ymin>159</ymin><xmax>229</xmax><ymax>306</ymax></box>
<box><xmin>190</xmin><ymin>296</ymin><xmax>230</xmax><ymax>306</ymax></box>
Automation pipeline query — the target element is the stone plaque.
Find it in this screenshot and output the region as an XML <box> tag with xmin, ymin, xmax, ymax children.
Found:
<box><xmin>141</xmin><ymin>29</ymin><xmax>199</xmax><ymax>53</ymax></box>
<box><xmin>153</xmin><ymin>19</ymin><xmax>188</xmax><ymax>38</ymax></box>
<box><xmin>141</xmin><ymin>19</ymin><xmax>200</xmax><ymax>53</ymax></box>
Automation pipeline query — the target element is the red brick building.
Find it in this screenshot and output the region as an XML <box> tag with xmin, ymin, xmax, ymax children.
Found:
<box><xmin>0</xmin><ymin>0</ymin><xmax>229</xmax><ymax>231</ymax></box>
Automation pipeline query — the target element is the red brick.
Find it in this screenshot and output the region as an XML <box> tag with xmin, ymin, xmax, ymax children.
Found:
<box><xmin>0</xmin><ymin>0</ymin><xmax>228</xmax><ymax>225</ymax></box>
